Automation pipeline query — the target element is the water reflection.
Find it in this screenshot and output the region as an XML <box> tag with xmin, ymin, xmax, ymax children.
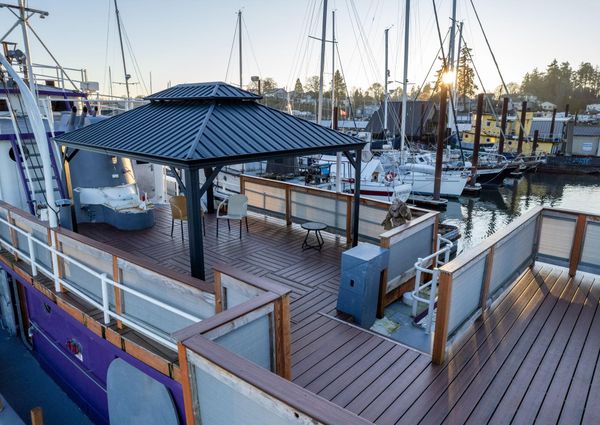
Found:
<box><xmin>443</xmin><ymin>173</ymin><xmax>600</xmax><ymax>252</ymax></box>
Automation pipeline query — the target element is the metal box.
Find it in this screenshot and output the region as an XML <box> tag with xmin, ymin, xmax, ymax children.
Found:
<box><xmin>337</xmin><ymin>243</ymin><xmax>389</xmax><ymax>327</ymax></box>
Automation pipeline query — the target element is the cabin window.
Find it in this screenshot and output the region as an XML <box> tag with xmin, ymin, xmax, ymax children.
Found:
<box><xmin>51</xmin><ymin>100</ymin><xmax>71</xmax><ymax>112</ymax></box>
<box><xmin>0</xmin><ymin>99</ymin><xmax>7</xmax><ymax>111</ymax></box>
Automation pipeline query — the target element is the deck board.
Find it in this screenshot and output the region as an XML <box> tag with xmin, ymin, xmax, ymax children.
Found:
<box><xmin>79</xmin><ymin>207</ymin><xmax>600</xmax><ymax>425</ymax></box>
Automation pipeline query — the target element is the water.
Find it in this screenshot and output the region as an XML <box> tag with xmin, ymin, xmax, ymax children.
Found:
<box><xmin>442</xmin><ymin>173</ymin><xmax>600</xmax><ymax>252</ymax></box>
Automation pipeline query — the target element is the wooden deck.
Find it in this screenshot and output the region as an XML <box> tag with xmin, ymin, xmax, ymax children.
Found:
<box><xmin>80</xmin><ymin>208</ymin><xmax>600</xmax><ymax>424</ymax></box>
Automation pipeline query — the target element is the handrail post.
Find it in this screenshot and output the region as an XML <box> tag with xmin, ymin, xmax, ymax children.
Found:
<box><xmin>100</xmin><ymin>272</ymin><xmax>110</xmax><ymax>325</ymax></box>
<box><xmin>27</xmin><ymin>233</ymin><xmax>37</xmax><ymax>276</ymax></box>
<box><xmin>112</xmin><ymin>256</ymin><xmax>123</xmax><ymax>329</ymax></box>
<box><xmin>274</xmin><ymin>293</ymin><xmax>292</xmax><ymax>380</ymax></box>
<box><xmin>49</xmin><ymin>231</ymin><xmax>61</xmax><ymax>292</ymax></box>
<box><xmin>432</xmin><ymin>271</ymin><xmax>452</xmax><ymax>364</ymax></box>
<box><xmin>285</xmin><ymin>187</ymin><xmax>292</xmax><ymax>225</ymax></box>
<box><xmin>569</xmin><ymin>214</ymin><xmax>587</xmax><ymax>277</ymax></box>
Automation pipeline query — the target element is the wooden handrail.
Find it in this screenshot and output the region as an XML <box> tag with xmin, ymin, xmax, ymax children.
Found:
<box><xmin>0</xmin><ymin>200</ymin><xmax>214</xmax><ymax>294</ymax></box>
<box><xmin>213</xmin><ymin>263</ymin><xmax>291</xmax><ymax>297</ymax></box>
<box><xmin>431</xmin><ymin>206</ymin><xmax>597</xmax><ymax>364</ymax></box>
<box><xmin>179</xmin><ymin>335</ymin><xmax>372</xmax><ymax>425</ymax></box>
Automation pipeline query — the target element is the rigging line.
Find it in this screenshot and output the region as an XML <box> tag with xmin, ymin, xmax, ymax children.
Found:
<box><xmin>102</xmin><ymin>0</ymin><xmax>112</xmax><ymax>94</ymax></box>
<box><xmin>345</xmin><ymin>0</ymin><xmax>376</xmax><ymax>70</ymax></box>
<box><xmin>120</xmin><ymin>23</ymin><xmax>148</xmax><ymax>95</ymax></box>
<box><xmin>241</xmin><ymin>15</ymin><xmax>263</xmax><ymax>78</ymax></box>
<box><xmin>344</xmin><ymin>0</ymin><xmax>373</xmax><ymax>91</ymax></box>
<box><xmin>460</xmin><ymin>36</ymin><xmax>512</xmax><ymax>139</ymax></box>
<box><xmin>349</xmin><ymin>0</ymin><xmax>380</xmax><ymax>82</ymax></box>
<box><xmin>335</xmin><ymin>41</ymin><xmax>358</xmax><ymax>127</ymax></box>
<box><xmin>411</xmin><ymin>29</ymin><xmax>449</xmax><ymax>101</ymax></box>
<box><xmin>286</xmin><ymin>0</ymin><xmax>315</xmax><ymax>88</ymax></box>
<box><xmin>468</xmin><ymin>0</ymin><xmax>509</xmax><ymax>95</ymax></box>
<box><xmin>431</xmin><ymin>0</ymin><xmax>447</xmax><ymax>65</ymax></box>
<box><xmin>224</xmin><ymin>14</ymin><xmax>238</xmax><ymax>84</ymax></box>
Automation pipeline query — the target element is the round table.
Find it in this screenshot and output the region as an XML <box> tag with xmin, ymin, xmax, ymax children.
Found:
<box><xmin>301</xmin><ymin>222</ymin><xmax>327</xmax><ymax>251</ymax></box>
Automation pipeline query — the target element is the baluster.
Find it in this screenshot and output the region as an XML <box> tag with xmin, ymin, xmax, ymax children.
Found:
<box><xmin>100</xmin><ymin>273</ymin><xmax>110</xmax><ymax>324</ymax></box>
<box><xmin>27</xmin><ymin>233</ymin><xmax>37</xmax><ymax>276</ymax></box>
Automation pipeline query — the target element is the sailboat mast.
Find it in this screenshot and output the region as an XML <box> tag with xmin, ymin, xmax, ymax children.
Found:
<box><xmin>317</xmin><ymin>0</ymin><xmax>328</xmax><ymax>124</ymax></box>
<box><xmin>114</xmin><ymin>0</ymin><xmax>130</xmax><ymax>101</ymax></box>
<box><xmin>383</xmin><ymin>28</ymin><xmax>389</xmax><ymax>137</ymax></box>
<box><xmin>331</xmin><ymin>10</ymin><xmax>335</xmax><ymax>125</ymax></box>
<box><xmin>238</xmin><ymin>10</ymin><xmax>243</xmax><ymax>88</ymax></box>
<box><xmin>18</xmin><ymin>0</ymin><xmax>35</xmax><ymax>93</ymax></box>
<box><xmin>446</xmin><ymin>0</ymin><xmax>457</xmax><ymax>132</ymax></box>
<box><xmin>400</xmin><ymin>0</ymin><xmax>410</xmax><ymax>160</ymax></box>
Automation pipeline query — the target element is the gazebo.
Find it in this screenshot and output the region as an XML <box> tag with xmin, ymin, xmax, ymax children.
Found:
<box><xmin>55</xmin><ymin>82</ymin><xmax>365</xmax><ymax>280</ymax></box>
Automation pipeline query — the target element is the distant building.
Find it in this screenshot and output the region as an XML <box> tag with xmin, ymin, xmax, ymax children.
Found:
<box><xmin>586</xmin><ymin>104</ymin><xmax>600</xmax><ymax>113</ymax></box>
<box><xmin>566</xmin><ymin>124</ymin><xmax>600</xmax><ymax>156</ymax></box>
<box><xmin>264</xmin><ymin>88</ymin><xmax>288</xmax><ymax>100</ymax></box>
<box><xmin>462</xmin><ymin>113</ymin><xmax>567</xmax><ymax>154</ymax></box>
<box><xmin>540</xmin><ymin>101</ymin><xmax>557</xmax><ymax>112</ymax></box>
<box><xmin>366</xmin><ymin>100</ymin><xmax>436</xmax><ymax>147</ymax></box>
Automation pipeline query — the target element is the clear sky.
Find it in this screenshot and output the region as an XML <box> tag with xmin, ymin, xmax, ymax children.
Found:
<box><xmin>4</xmin><ymin>0</ymin><xmax>599</xmax><ymax>97</ymax></box>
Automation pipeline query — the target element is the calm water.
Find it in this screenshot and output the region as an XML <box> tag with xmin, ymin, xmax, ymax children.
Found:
<box><xmin>442</xmin><ymin>173</ymin><xmax>600</xmax><ymax>252</ymax></box>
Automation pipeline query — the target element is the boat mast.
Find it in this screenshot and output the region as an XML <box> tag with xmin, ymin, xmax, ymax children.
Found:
<box><xmin>383</xmin><ymin>27</ymin><xmax>389</xmax><ymax>138</ymax></box>
<box><xmin>330</xmin><ymin>10</ymin><xmax>335</xmax><ymax>125</ymax></box>
<box><xmin>446</xmin><ymin>0</ymin><xmax>457</xmax><ymax>133</ymax></box>
<box><xmin>400</xmin><ymin>0</ymin><xmax>410</xmax><ymax>163</ymax></box>
<box><xmin>114</xmin><ymin>0</ymin><xmax>130</xmax><ymax>102</ymax></box>
<box><xmin>317</xmin><ymin>0</ymin><xmax>328</xmax><ymax>124</ymax></box>
<box><xmin>238</xmin><ymin>10</ymin><xmax>242</xmax><ymax>88</ymax></box>
<box><xmin>331</xmin><ymin>10</ymin><xmax>343</xmax><ymax>192</ymax></box>
<box><xmin>18</xmin><ymin>0</ymin><xmax>35</xmax><ymax>94</ymax></box>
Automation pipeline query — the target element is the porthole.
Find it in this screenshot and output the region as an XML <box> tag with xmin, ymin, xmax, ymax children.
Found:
<box><xmin>8</xmin><ymin>146</ymin><xmax>29</xmax><ymax>162</ymax></box>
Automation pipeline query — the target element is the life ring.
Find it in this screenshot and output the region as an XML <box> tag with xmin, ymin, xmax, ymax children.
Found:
<box><xmin>384</xmin><ymin>172</ymin><xmax>395</xmax><ymax>182</ymax></box>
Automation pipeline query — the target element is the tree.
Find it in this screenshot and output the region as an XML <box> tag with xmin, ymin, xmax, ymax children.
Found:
<box><xmin>456</xmin><ymin>46</ymin><xmax>478</xmax><ymax>108</ymax></box>
<box><xmin>293</xmin><ymin>78</ymin><xmax>304</xmax><ymax>95</ymax></box>
<box><xmin>331</xmin><ymin>70</ymin><xmax>347</xmax><ymax>105</ymax></box>
<box><xmin>304</xmin><ymin>75</ymin><xmax>320</xmax><ymax>94</ymax></box>
<box><xmin>367</xmin><ymin>82</ymin><xmax>384</xmax><ymax>102</ymax></box>
<box><xmin>261</xmin><ymin>77</ymin><xmax>277</xmax><ymax>94</ymax></box>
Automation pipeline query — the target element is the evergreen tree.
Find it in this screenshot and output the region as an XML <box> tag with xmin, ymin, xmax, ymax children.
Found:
<box><xmin>331</xmin><ymin>70</ymin><xmax>347</xmax><ymax>105</ymax></box>
<box><xmin>294</xmin><ymin>78</ymin><xmax>304</xmax><ymax>95</ymax></box>
<box><xmin>456</xmin><ymin>46</ymin><xmax>478</xmax><ymax>109</ymax></box>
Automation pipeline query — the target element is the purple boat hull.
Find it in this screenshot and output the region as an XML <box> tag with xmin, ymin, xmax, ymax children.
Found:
<box><xmin>1</xmin><ymin>264</ymin><xmax>186</xmax><ymax>425</ymax></box>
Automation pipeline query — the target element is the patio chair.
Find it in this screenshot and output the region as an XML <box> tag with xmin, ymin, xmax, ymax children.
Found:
<box><xmin>169</xmin><ymin>195</ymin><xmax>206</xmax><ymax>241</ymax></box>
<box><xmin>216</xmin><ymin>194</ymin><xmax>249</xmax><ymax>239</ymax></box>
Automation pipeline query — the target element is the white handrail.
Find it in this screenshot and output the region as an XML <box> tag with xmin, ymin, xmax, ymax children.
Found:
<box><xmin>411</xmin><ymin>234</ymin><xmax>453</xmax><ymax>334</ymax></box>
<box><xmin>0</xmin><ymin>215</ymin><xmax>201</xmax><ymax>351</ymax></box>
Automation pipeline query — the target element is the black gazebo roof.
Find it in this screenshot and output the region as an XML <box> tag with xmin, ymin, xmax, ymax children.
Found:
<box><xmin>55</xmin><ymin>82</ymin><xmax>364</xmax><ymax>168</ymax></box>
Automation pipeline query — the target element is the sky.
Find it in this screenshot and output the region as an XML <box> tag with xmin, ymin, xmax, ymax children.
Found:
<box><xmin>3</xmin><ymin>0</ymin><xmax>599</xmax><ymax>98</ymax></box>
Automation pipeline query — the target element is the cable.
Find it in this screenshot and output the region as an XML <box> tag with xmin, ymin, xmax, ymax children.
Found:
<box><xmin>468</xmin><ymin>0</ymin><xmax>508</xmax><ymax>95</ymax></box>
<box><xmin>224</xmin><ymin>14</ymin><xmax>239</xmax><ymax>84</ymax></box>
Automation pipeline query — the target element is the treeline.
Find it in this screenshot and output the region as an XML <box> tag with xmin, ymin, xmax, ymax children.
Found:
<box><xmin>520</xmin><ymin>60</ymin><xmax>600</xmax><ymax>111</ymax></box>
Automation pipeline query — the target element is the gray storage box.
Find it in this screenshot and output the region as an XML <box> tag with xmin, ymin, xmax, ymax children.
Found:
<box><xmin>336</xmin><ymin>243</ymin><xmax>389</xmax><ymax>327</ymax></box>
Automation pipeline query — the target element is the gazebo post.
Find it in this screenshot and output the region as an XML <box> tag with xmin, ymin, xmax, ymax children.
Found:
<box><xmin>352</xmin><ymin>148</ymin><xmax>362</xmax><ymax>247</ymax></box>
<box><xmin>184</xmin><ymin>167</ymin><xmax>206</xmax><ymax>280</ymax></box>
<box><xmin>203</xmin><ymin>167</ymin><xmax>216</xmax><ymax>213</ymax></box>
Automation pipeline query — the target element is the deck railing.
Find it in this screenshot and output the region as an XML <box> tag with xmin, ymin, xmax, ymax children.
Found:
<box><xmin>175</xmin><ymin>267</ymin><xmax>370</xmax><ymax>425</ymax></box>
<box><xmin>431</xmin><ymin>206</ymin><xmax>600</xmax><ymax>364</ymax></box>
<box><xmin>174</xmin><ymin>266</ymin><xmax>364</xmax><ymax>425</ymax></box>
<box><xmin>240</xmin><ymin>174</ymin><xmax>431</xmax><ymax>243</ymax></box>
<box><xmin>0</xmin><ymin>201</ymin><xmax>215</xmax><ymax>351</ymax></box>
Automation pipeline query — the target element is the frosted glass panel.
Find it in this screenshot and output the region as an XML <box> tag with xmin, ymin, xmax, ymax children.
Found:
<box><xmin>538</xmin><ymin>215</ymin><xmax>576</xmax><ymax>262</ymax></box>
<box><xmin>489</xmin><ymin>217</ymin><xmax>537</xmax><ymax>295</ymax></box>
<box><xmin>448</xmin><ymin>253</ymin><xmax>487</xmax><ymax>336</ymax></box>
<box><xmin>245</xmin><ymin>182</ymin><xmax>286</xmax><ymax>214</ymax></box>
<box><xmin>581</xmin><ymin>221</ymin><xmax>600</xmax><ymax>272</ymax></box>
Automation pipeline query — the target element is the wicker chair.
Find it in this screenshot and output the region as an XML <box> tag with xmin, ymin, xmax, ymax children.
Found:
<box><xmin>169</xmin><ymin>195</ymin><xmax>206</xmax><ymax>240</ymax></box>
